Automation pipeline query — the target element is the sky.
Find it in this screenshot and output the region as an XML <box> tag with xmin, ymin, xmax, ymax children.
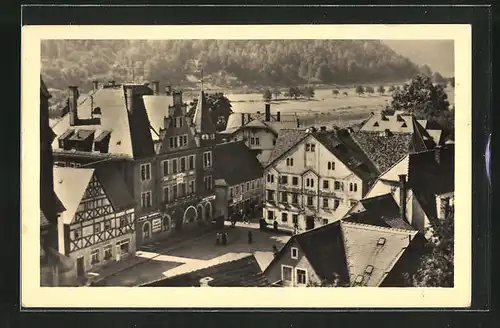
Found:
<box><xmin>382</xmin><ymin>40</ymin><xmax>455</xmax><ymax>77</ymax></box>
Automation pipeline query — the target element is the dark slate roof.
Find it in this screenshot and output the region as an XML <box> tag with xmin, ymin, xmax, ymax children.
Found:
<box><xmin>350</xmin><ymin>130</ymin><xmax>414</xmax><ymax>173</ymax></box>
<box><xmin>343</xmin><ymin>193</ymin><xmax>415</xmax><ymax>231</ymax></box>
<box><xmin>40</xmin><ymin>210</ymin><xmax>51</xmax><ymax>228</ymax></box>
<box><xmin>142</xmin><ymin>254</ymin><xmax>270</xmax><ymax>287</ymax></box>
<box><xmin>294</xmin><ymin>222</ymin><xmax>350</xmax><ymax>284</ymax></box>
<box><xmin>214</xmin><ymin>140</ymin><xmax>264</xmax><ymax>186</ymax></box>
<box><xmin>266</xmin><ymin>128</ymin><xmax>309</xmax><ymax>166</ymax></box>
<box><xmin>314</xmin><ymin>129</ymin><xmax>380</xmax><ymax>182</ymax></box>
<box><xmin>95</xmin><ymin>165</ymin><xmax>137</xmax><ymax>211</ymax></box>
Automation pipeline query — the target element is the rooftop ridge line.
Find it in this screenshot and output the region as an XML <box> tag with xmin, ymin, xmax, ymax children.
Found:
<box><xmin>340</xmin><ymin>220</ymin><xmax>417</xmax><ymax>234</ymax></box>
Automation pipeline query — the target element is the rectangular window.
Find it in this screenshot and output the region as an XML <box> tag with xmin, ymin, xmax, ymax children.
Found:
<box><xmin>267</xmin><ymin>174</ymin><xmax>275</xmax><ymax>183</ymax></box>
<box><xmin>256</xmin><ymin>179</ymin><xmax>260</xmax><ymax>188</ymax></box>
<box><xmin>292</xmin><ymin>193</ymin><xmax>299</xmax><ymax>204</ymax></box>
<box><xmin>266</xmin><ymin>190</ymin><xmax>275</xmax><ymax>201</ymax></box>
<box><xmin>306</xmin><ymin>143</ymin><xmax>316</xmax><ymax>152</ymax></box>
<box><xmin>281</xmin><ymin>213</ymin><xmax>288</xmax><ymax>222</ymax></box>
<box><xmin>203</xmin><ymin>151</ymin><xmax>212</xmax><ymax>168</ymax></box>
<box><xmin>229</xmin><ymin>188</ymin><xmax>234</xmax><ymax>197</ymax></box>
<box><xmin>141</xmin><ymin>191</ymin><xmax>152</xmax><ymax>208</ymax></box>
<box><xmin>172</xmin><ymin>184</ymin><xmax>178</xmax><ymax>199</ymax></box>
<box><xmin>74</xmin><ymin>227</ymin><xmax>81</xmax><ymax>239</ymax></box>
<box><xmin>291</xmin><ymin>247</ymin><xmax>298</xmax><ymax>259</ymax></box>
<box><xmin>163</xmin><ymin>186</ymin><xmax>170</xmax><ymax>202</ymax></box>
<box><xmin>280</xmin><ymin>175</ymin><xmax>288</xmax><ymax>184</ymax></box>
<box><xmin>162</xmin><ymin>160</ymin><xmax>169</xmax><ymax>176</ymax></box>
<box><xmin>296</xmin><ymin>268</ymin><xmax>307</xmax><ymax>285</ymax></box>
<box><xmin>286</xmin><ymin>158</ymin><xmax>294</xmax><ymax>166</ymax></box>
<box><xmin>182</xmin><ymin>135</ymin><xmax>188</xmax><ymax>146</ymax></box>
<box><xmin>292</xmin><ymin>214</ymin><xmax>298</xmax><ymax>224</ymax></box>
<box><xmin>188</xmin><ymin>155</ymin><xmax>195</xmax><ymax>170</ymax></box>
<box><xmin>172</xmin><ymin>159</ymin><xmax>178</xmax><ymax>173</ymax></box>
<box><xmin>104</xmin><ymin>221</ymin><xmax>111</xmax><ymax>230</ymax></box>
<box><xmin>311</xmin><ymin>144</ymin><xmax>316</xmax><ymax>152</ymax></box>
<box><xmin>323</xmin><ymin>180</ymin><xmax>329</xmax><ymax>189</ymax></box>
<box><xmin>250</xmin><ymin>137</ymin><xmax>255</xmax><ymax>145</ymax></box>
<box><xmin>251</xmin><ymin>181</ymin><xmax>255</xmax><ymax>189</ymax></box>
<box><xmin>334</xmin><ymin>199</ymin><xmax>340</xmax><ymax>210</ymax></box>
<box><xmin>282</xmin><ymin>266</ymin><xmax>293</xmax><ymax>282</ymax></box>
<box><xmin>180</xmin><ymin>157</ymin><xmax>186</xmax><ymax>172</ymax></box>
<box><xmin>178</xmin><ymin>117</ymin><xmax>184</xmax><ymax>128</ymax></box>
<box><xmin>104</xmin><ymin>245</ymin><xmax>112</xmax><ymax>260</ymax></box>
<box><xmin>281</xmin><ymin>192</ymin><xmax>288</xmax><ymax>203</ymax></box>
<box><xmin>246</xmin><ymin>182</ymin><xmax>250</xmax><ymax>191</ymax></box>
<box><xmin>188</xmin><ymin>180</ymin><xmax>196</xmax><ymax>195</ymax></box>
<box><xmin>91</xmin><ymin>249</ymin><xmax>100</xmax><ymax>265</ymax></box>
<box><xmin>236</xmin><ymin>186</ymin><xmax>240</xmax><ymax>194</ymax></box>
<box><xmin>307</xmin><ymin>196</ymin><xmax>314</xmax><ymax>206</ymax></box>
<box><xmin>322</xmin><ymin>198</ymin><xmax>329</xmax><ymax>208</ymax></box>
<box><xmin>327</xmin><ymin>161</ymin><xmax>335</xmax><ymax>170</ymax></box>
<box><xmin>94</xmin><ymin>223</ymin><xmax>101</xmax><ymax>234</ymax></box>
<box><xmin>353</xmin><ymin>183</ymin><xmax>358</xmax><ymax>192</ymax></box>
<box><xmin>255</xmin><ymin>137</ymin><xmax>260</xmax><ymax>146</ymax></box>
<box><xmin>120</xmin><ymin>216</ymin><xmax>128</xmax><ymax>227</ymax></box>
<box><xmin>169</xmin><ymin>137</ymin><xmax>175</xmax><ymax>148</ymax></box>
<box><xmin>322</xmin><ymin>218</ymin><xmax>328</xmax><ymax>225</ymax></box>
<box><xmin>267</xmin><ymin>211</ymin><xmax>274</xmax><ymax>220</ymax></box>
<box><xmin>204</xmin><ymin>176</ymin><xmax>213</xmax><ymax>191</ymax></box>
<box><xmin>140</xmin><ymin>163</ymin><xmax>151</xmax><ymax>181</ymax></box>
<box><xmin>119</xmin><ymin>239</ymin><xmax>130</xmax><ymax>255</ymax></box>
<box><xmin>179</xmin><ymin>183</ymin><xmax>187</xmax><ymax>197</ymax></box>
<box><xmin>334</xmin><ymin>181</ymin><xmax>341</xmax><ymax>190</ymax></box>
<box><xmin>292</xmin><ymin>177</ymin><xmax>299</xmax><ymax>186</ymax></box>
<box><xmin>306</xmin><ymin>144</ymin><xmax>310</xmax><ymax>151</ymax></box>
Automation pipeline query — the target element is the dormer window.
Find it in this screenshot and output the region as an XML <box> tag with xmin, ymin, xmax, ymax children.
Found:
<box><xmin>373</xmin><ymin>122</ymin><xmax>379</xmax><ymax>127</ymax></box>
<box><xmin>365</xmin><ymin>265</ymin><xmax>374</xmax><ymax>275</ymax></box>
<box><xmin>354</xmin><ymin>275</ymin><xmax>364</xmax><ymax>285</ymax></box>
<box><xmin>291</xmin><ymin>247</ymin><xmax>298</xmax><ymax>259</ymax></box>
<box><xmin>92</xmin><ymin>107</ymin><xmax>102</xmax><ymax>115</ymax></box>
<box><xmin>377</xmin><ymin>237</ymin><xmax>386</xmax><ymax>246</ymax></box>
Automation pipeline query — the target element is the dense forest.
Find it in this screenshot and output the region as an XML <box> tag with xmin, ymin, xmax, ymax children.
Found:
<box><xmin>41</xmin><ymin>40</ymin><xmax>425</xmax><ymax>107</ymax></box>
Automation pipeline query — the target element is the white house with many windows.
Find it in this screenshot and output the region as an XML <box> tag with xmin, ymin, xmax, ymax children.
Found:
<box><xmin>263</xmin><ymin>127</ymin><xmax>379</xmax><ymax>231</ymax></box>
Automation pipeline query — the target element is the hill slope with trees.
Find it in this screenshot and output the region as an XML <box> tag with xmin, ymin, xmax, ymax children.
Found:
<box><xmin>41</xmin><ymin>39</ymin><xmax>424</xmax><ymax>107</ymax></box>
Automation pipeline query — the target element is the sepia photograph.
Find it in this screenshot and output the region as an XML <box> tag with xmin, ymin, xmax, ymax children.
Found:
<box><xmin>22</xmin><ymin>25</ymin><xmax>471</xmax><ymax>308</ymax></box>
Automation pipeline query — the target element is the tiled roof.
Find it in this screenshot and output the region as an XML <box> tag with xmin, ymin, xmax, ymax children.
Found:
<box><xmin>53</xmin><ymin>167</ymin><xmax>95</xmax><ymax>224</ymax></box>
<box><xmin>142</xmin><ymin>254</ymin><xmax>270</xmax><ymax>287</ymax></box>
<box><xmin>341</xmin><ymin>221</ymin><xmax>417</xmax><ymax>287</ymax></box>
<box><xmin>361</xmin><ymin>113</ymin><xmax>416</xmax><ymax>133</ymax></box>
<box><xmin>314</xmin><ymin>129</ymin><xmax>380</xmax><ymax>182</ymax></box>
<box><xmin>222</xmin><ymin>112</ymin><xmax>299</xmax><ymax>135</ymax></box>
<box><xmin>343</xmin><ymin>193</ymin><xmax>415</xmax><ymax>231</ymax></box>
<box><xmin>350</xmin><ymin>130</ymin><xmax>414</xmax><ymax>173</ymax></box>
<box><xmin>214</xmin><ymin>140</ymin><xmax>264</xmax><ymax>186</ymax></box>
<box><xmin>193</xmin><ymin>90</ymin><xmax>216</xmax><ymax>135</ymax></box>
<box><xmin>51</xmin><ymin>85</ymin><xmax>155</xmax><ymax>159</ymax></box>
<box><xmin>95</xmin><ymin>165</ymin><xmax>136</xmax><ymax>211</ymax></box>
<box><xmin>266</xmin><ymin>128</ymin><xmax>308</xmax><ymax>166</ymax></box>
<box><xmin>266</xmin><ymin>220</ymin><xmax>417</xmax><ymax>287</ymax></box>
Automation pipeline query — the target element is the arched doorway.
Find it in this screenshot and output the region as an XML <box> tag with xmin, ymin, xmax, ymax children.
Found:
<box><xmin>183</xmin><ymin>206</ymin><xmax>198</xmax><ymax>224</ymax></box>
<box><xmin>142</xmin><ymin>221</ymin><xmax>151</xmax><ymax>240</ymax></box>
<box><xmin>204</xmin><ymin>202</ymin><xmax>213</xmax><ymax>220</ymax></box>
<box><xmin>196</xmin><ymin>204</ymin><xmax>205</xmax><ymax>221</ymax></box>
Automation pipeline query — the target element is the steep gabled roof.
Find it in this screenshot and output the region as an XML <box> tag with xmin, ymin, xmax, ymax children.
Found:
<box><xmin>142</xmin><ymin>254</ymin><xmax>270</xmax><ymax>287</ymax></box>
<box><xmin>142</xmin><ymin>95</ymin><xmax>172</xmax><ymax>140</ymax></box>
<box><xmin>192</xmin><ymin>90</ymin><xmax>216</xmax><ymax>135</ymax></box>
<box><xmin>343</xmin><ymin>193</ymin><xmax>415</xmax><ymax>231</ymax></box>
<box><xmin>95</xmin><ymin>165</ymin><xmax>136</xmax><ymax>211</ymax></box>
<box><xmin>53</xmin><ymin>167</ymin><xmax>95</xmax><ymax>224</ymax></box>
<box><xmin>214</xmin><ymin>140</ymin><xmax>264</xmax><ymax>186</ymax></box>
<box><xmin>266</xmin><ymin>128</ymin><xmax>309</xmax><ymax>167</ymax></box>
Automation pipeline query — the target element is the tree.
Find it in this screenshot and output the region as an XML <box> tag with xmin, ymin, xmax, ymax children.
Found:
<box><xmin>388</xmin><ymin>85</ymin><xmax>396</xmax><ymax>93</ymax></box>
<box><xmin>377</xmin><ymin>85</ymin><xmax>386</xmax><ymax>94</ymax></box>
<box><xmin>365</xmin><ymin>86</ymin><xmax>375</xmax><ymax>95</ymax></box>
<box><xmin>303</xmin><ymin>86</ymin><xmax>315</xmax><ymax>99</ymax></box>
<box><xmin>272</xmin><ymin>88</ymin><xmax>281</xmax><ymax>100</ymax></box>
<box><xmin>355</xmin><ymin>85</ymin><xmax>365</xmax><ymax>96</ymax></box>
<box><xmin>262</xmin><ymin>88</ymin><xmax>272</xmax><ymax>102</ymax></box>
<box><xmin>411</xmin><ymin>206</ymin><xmax>454</xmax><ymax>287</ymax></box>
<box><xmin>432</xmin><ymin>71</ymin><xmax>446</xmax><ymax>84</ymax></box>
<box><xmin>288</xmin><ymin>86</ymin><xmax>301</xmax><ymax>100</ymax></box>
<box><xmin>391</xmin><ymin>74</ymin><xmax>453</xmax><ymax>137</ymax></box>
<box><xmin>332</xmin><ymin>89</ymin><xmax>340</xmax><ymax>97</ymax></box>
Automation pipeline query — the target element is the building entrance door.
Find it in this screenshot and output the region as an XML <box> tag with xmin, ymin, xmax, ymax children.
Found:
<box><xmin>76</xmin><ymin>256</ymin><xmax>85</xmax><ymax>277</ymax></box>
<box><xmin>306</xmin><ymin>216</ymin><xmax>315</xmax><ymax>230</ymax></box>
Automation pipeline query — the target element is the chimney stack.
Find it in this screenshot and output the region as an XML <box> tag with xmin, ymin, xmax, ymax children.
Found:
<box><xmin>173</xmin><ymin>91</ymin><xmax>183</xmax><ymax>106</ymax></box>
<box><xmin>165</xmin><ymin>85</ymin><xmax>172</xmax><ymax>96</ymax></box>
<box><xmin>296</xmin><ymin>118</ymin><xmax>301</xmax><ymax>128</ymax></box>
<box><xmin>124</xmin><ymin>85</ymin><xmax>134</xmax><ymax>114</ymax></box>
<box><xmin>247</xmin><ymin>113</ymin><xmax>252</xmax><ymax>124</ymax></box>
<box><xmin>68</xmin><ymin>86</ymin><xmax>79</xmax><ymax>126</ymax></box>
<box><xmin>399</xmin><ymin>174</ymin><xmax>407</xmax><ymax>222</ymax></box>
<box><xmin>92</xmin><ymin>80</ymin><xmax>99</xmax><ymax>91</ymax></box>
<box><xmin>265</xmin><ymin>103</ymin><xmax>271</xmax><ymax>122</ymax></box>
<box><xmin>151</xmin><ymin>81</ymin><xmax>160</xmax><ymax>95</ymax></box>
<box><xmin>276</xmin><ymin>111</ymin><xmax>281</xmax><ymax>122</ymax></box>
<box><xmin>435</xmin><ymin>145</ymin><xmax>442</xmax><ymax>164</ymax></box>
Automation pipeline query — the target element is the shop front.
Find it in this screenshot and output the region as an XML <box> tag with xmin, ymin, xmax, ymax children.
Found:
<box><xmin>136</xmin><ymin>210</ymin><xmax>171</xmax><ymax>247</ymax></box>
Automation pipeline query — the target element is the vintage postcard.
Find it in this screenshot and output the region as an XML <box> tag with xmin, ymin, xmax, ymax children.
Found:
<box><xmin>22</xmin><ymin>24</ymin><xmax>471</xmax><ymax>308</ymax></box>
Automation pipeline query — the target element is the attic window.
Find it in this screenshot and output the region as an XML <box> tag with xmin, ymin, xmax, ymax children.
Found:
<box><xmin>373</xmin><ymin>122</ymin><xmax>379</xmax><ymax>127</ymax></box>
<box><xmin>377</xmin><ymin>237</ymin><xmax>386</xmax><ymax>246</ymax></box>
<box><xmin>291</xmin><ymin>247</ymin><xmax>298</xmax><ymax>259</ymax></box>
<box><xmin>401</xmin><ymin>122</ymin><xmax>407</xmax><ymax>128</ymax></box>
<box><xmin>355</xmin><ymin>275</ymin><xmax>364</xmax><ymax>284</ymax></box>
<box><xmin>92</xmin><ymin>107</ymin><xmax>102</xmax><ymax>115</ymax></box>
<box><xmin>365</xmin><ymin>265</ymin><xmax>374</xmax><ymax>275</ymax></box>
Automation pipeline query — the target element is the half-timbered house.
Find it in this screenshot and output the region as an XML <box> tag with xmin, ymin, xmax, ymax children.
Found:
<box><xmin>54</xmin><ymin>167</ymin><xmax>136</xmax><ymax>280</ymax></box>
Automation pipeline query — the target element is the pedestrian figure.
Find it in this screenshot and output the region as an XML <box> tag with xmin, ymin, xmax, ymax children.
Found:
<box><xmin>272</xmin><ymin>245</ymin><xmax>278</xmax><ymax>257</ymax></box>
<box><xmin>273</xmin><ymin>220</ymin><xmax>278</xmax><ymax>232</ymax></box>
<box><xmin>248</xmin><ymin>230</ymin><xmax>253</xmax><ymax>244</ymax></box>
<box><xmin>216</xmin><ymin>233</ymin><xmax>221</xmax><ymax>245</ymax></box>
<box><xmin>222</xmin><ymin>232</ymin><xmax>227</xmax><ymax>245</ymax></box>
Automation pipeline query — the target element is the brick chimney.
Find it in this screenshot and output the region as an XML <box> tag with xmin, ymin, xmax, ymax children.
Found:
<box><xmin>399</xmin><ymin>174</ymin><xmax>407</xmax><ymax>222</ymax></box>
<box><xmin>68</xmin><ymin>86</ymin><xmax>79</xmax><ymax>126</ymax></box>
<box><xmin>124</xmin><ymin>85</ymin><xmax>134</xmax><ymax>114</ymax></box>
<box><xmin>173</xmin><ymin>91</ymin><xmax>183</xmax><ymax>106</ymax></box>
<box><xmin>276</xmin><ymin>111</ymin><xmax>281</xmax><ymax>122</ymax></box>
<box><xmin>265</xmin><ymin>103</ymin><xmax>271</xmax><ymax>122</ymax></box>
<box><xmin>92</xmin><ymin>80</ymin><xmax>99</xmax><ymax>91</ymax></box>
<box><xmin>435</xmin><ymin>145</ymin><xmax>442</xmax><ymax>164</ymax></box>
<box><xmin>152</xmin><ymin>81</ymin><xmax>160</xmax><ymax>95</ymax></box>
